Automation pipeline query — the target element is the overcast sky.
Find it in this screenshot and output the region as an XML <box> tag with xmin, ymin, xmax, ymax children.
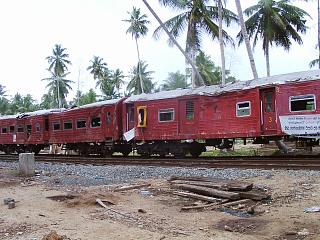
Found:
<box><xmin>0</xmin><ymin>0</ymin><xmax>317</xmax><ymax>102</ymax></box>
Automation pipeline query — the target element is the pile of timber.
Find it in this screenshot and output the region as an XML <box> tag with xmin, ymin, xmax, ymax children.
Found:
<box><xmin>168</xmin><ymin>176</ymin><xmax>270</xmax><ymax>211</ymax></box>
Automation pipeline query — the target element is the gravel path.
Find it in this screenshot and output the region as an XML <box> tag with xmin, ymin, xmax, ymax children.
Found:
<box><xmin>1</xmin><ymin>160</ymin><xmax>320</xmax><ymax>187</ymax></box>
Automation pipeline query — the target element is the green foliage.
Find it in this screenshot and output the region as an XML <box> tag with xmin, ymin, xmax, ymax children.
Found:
<box><xmin>8</xmin><ymin>93</ymin><xmax>39</xmax><ymax>114</ymax></box>
<box><xmin>44</xmin><ymin>44</ymin><xmax>73</xmax><ymax>107</ymax></box>
<box><xmin>127</xmin><ymin>61</ymin><xmax>155</xmax><ymax>95</ymax></box>
<box><xmin>72</xmin><ymin>89</ymin><xmax>97</xmax><ymax>106</ymax></box>
<box><xmin>309</xmin><ymin>58</ymin><xmax>319</xmax><ymax>69</ymax></box>
<box><xmin>154</xmin><ymin>0</ymin><xmax>237</xmax><ymax>56</ymax></box>
<box><xmin>195</xmin><ymin>51</ymin><xmax>236</xmax><ymax>85</ymax></box>
<box><xmin>160</xmin><ymin>71</ymin><xmax>190</xmax><ymax>91</ymax></box>
<box><xmin>87</xmin><ymin>56</ymin><xmax>108</xmax><ymax>80</ymax></box>
<box><xmin>123</xmin><ymin>7</ymin><xmax>150</xmax><ymax>40</ymax></box>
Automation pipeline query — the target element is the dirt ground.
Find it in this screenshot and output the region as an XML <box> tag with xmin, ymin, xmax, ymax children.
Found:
<box><xmin>1</xmin><ymin>167</ymin><xmax>320</xmax><ymax>240</ymax></box>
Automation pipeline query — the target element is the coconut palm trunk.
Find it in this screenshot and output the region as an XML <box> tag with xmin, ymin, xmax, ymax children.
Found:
<box><xmin>265</xmin><ymin>40</ymin><xmax>270</xmax><ymax>77</ymax></box>
<box><xmin>218</xmin><ymin>0</ymin><xmax>226</xmax><ymax>85</ymax></box>
<box><xmin>234</xmin><ymin>0</ymin><xmax>258</xmax><ymax>79</ymax></box>
<box><xmin>142</xmin><ymin>0</ymin><xmax>204</xmax><ymax>87</ymax></box>
<box><xmin>318</xmin><ymin>0</ymin><xmax>320</xmax><ymax>68</ymax></box>
<box><xmin>135</xmin><ymin>36</ymin><xmax>145</xmax><ymax>93</ymax></box>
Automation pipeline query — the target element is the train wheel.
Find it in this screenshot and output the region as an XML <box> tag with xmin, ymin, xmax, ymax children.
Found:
<box><xmin>189</xmin><ymin>149</ymin><xmax>202</xmax><ymax>158</ymax></box>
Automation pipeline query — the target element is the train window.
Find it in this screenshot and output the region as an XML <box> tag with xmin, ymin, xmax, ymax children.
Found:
<box><xmin>106</xmin><ymin>112</ymin><xmax>112</xmax><ymax>125</ymax></box>
<box><xmin>64</xmin><ymin>121</ymin><xmax>73</xmax><ymax>130</ymax></box>
<box><xmin>26</xmin><ymin>125</ymin><xmax>32</xmax><ymax>133</ymax></box>
<box><xmin>17</xmin><ymin>125</ymin><xmax>24</xmax><ymax>132</ymax></box>
<box><xmin>186</xmin><ymin>101</ymin><xmax>195</xmax><ymax>120</ymax></box>
<box><xmin>264</xmin><ymin>92</ymin><xmax>274</xmax><ymax>112</ymax></box>
<box><xmin>1</xmin><ymin>127</ymin><xmax>7</xmax><ymax>134</ymax></box>
<box><xmin>53</xmin><ymin>122</ymin><xmax>61</xmax><ymax>131</ymax></box>
<box><xmin>77</xmin><ymin>119</ymin><xmax>86</xmax><ymax>129</ymax></box>
<box><xmin>236</xmin><ymin>101</ymin><xmax>251</xmax><ymax>117</ymax></box>
<box><xmin>35</xmin><ymin>123</ymin><xmax>40</xmax><ymax>132</ymax></box>
<box><xmin>9</xmin><ymin>126</ymin><xmax>15</xmax><ymax>133</ymax></box>
<box><xmin>159</xmin><ymin>109</ymin><xmax>174</xmax><ymax>122</ymax></box>
<box><xmin>91</xmin><ymin>116</ymin><xmax>101</xmax><ymax>128</ymax></box>
<box><xmin>290</xmin><ymin>94</ymin><xmax>315</xmax><ymax>112</ymax></box>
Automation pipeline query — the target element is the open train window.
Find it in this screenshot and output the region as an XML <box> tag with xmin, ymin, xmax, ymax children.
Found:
<box><xmin>53</xmin><ymin>122</ymin><xmax>61</xmax><ymax>131</ymax></box>
<box><xmin>17</xmin><ymin>125</ymin><xmax>24</xmax><ymax>132</ymax></box>
<box><xmin>91</xmin><ymin>116</ymin><xmax>101</xmax><ymax>128</ymax></box>
<box><xmin>9</xmin><ymin>126</ymin><xmax>14</xmax><ymax>133</ymax></box>
<box><xmin>26</xmin><ymin>125</ymin><xmax>32</xmax><ymax>133</ymax></box>
<box><xmin>264</xmin><ymin>92</ymin><xmax>274</xmax><ymax>112</ymax></box>
<box><xmin>1</xmin><ymin>127</ymin><xmax>7</xmax><ymax>134</ymax></box>
<box><xmin>290</xmin><ymin>94</ymin><xmax>315</xmax><ymax>112</ymax></box>
<box><xmin>35</xmin><ymin>123</ymin><xmax>40</xmax><ymax>132</ymax></box>
<box><xmin>45</xmin><ymin>118</ymin><xmax>49</xmax><ymax>131</ymax></box>
<box><xmin>64</xmin><ymin>121</ymin><xmax>73</xmax><ymax>130</ymax></box>
<box><xmin>236</xmin><ymin>101</ymin><xmax>251</xmax><ymax>117</ymax></box>
<box><xmin>159</xmin><ymin>109</ymin><xmax>174</xmax><ymax>122</ymax></box>
<box><xmin>77</xmin><ymin>119</ymin><xmax>86</xmax><ymax>129</ymax></box>
<box><xmin>186</xmin><ymin>101</ymin><xmax>195</xmax><ymax>120</ymax></box>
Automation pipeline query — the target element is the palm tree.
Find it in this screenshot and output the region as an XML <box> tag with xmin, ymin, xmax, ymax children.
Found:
<box><xmin>46</xmin><ymin>44</ymin><xmax>72</xmax><ymax>107</ymax></box>
<box><xmin>0</xmin><ymin>85</ymin><xmax>7</xmax><ymax>97</ymax></box>
<box><xmin>111</xmin><ymin>68</ymin><xmax>125</xmax><ymax>97</ymax></box>
<box><xmin>160</xmin><ymin>71</ymin><xmax>190</xmax><ymax>91</ymax></box>
<box><xmin>42</xmin><ymin>71</ymin><xmax>74</xmax><ymax>108</ymax></box>
<box><xmin>87</xmin><ymin>56</ymin><xmax>108</xmax><ymax>80</ymax></box>
<box><xmin>237</xmin><ymin>0</ymin><xmax>310</xmax><ymax>77</ymax></box>
<box><xmin>195</xmin><ymin>51</ymin><xmax>235</xmax><ymax>85</ymax></box>
<box><xmin>309</xmin><ymin>58</ymin><xmax>319</xmax><ymax>68</ymax></box>
<box><xmin>127</xmin><ymin>61</ymin><xmax>154</xmax><ymax>95</ymax></box>
<box><xmin>123</xmin><ymin>7</ymin><xmax>150</xmax><ymax>93</ymax></box>
<box><xmin>153</xmin><ymin>0</ymin><xmax>237</xmax><ymax>87</ymax></box>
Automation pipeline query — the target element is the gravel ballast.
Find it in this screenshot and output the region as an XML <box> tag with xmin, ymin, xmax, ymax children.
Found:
<box><xmin>1</xmin><ymin>160</ymin><xmax>320</xmax><ymax>187</ymax></box>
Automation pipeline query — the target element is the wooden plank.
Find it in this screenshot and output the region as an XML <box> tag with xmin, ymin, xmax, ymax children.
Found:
<box><xmin>171</xmin><ymin>184</ymin><xmax>240</xmax><ymax>200</ymax></box>
<box><xmin>238</xmin><ymin>191</ymin><xmax>270</xmax><ymax>200</ymax></box>
<box><xmin>173</xmin><ymin>191</ymin><xmax>224</xmax><ymax>203</ymax></box>
<box><xmin>170</xmin><ymin>179</ymin><xmax>253</xmax><ymax>191</ymax></box>
<box><xmin>221</xmin><ymin>199</ymin><xmax>253</xmax><ymax>207</ymax></box>
<box><xmin>114</xmin><ymin>183</ymin><xmax>151</xmax><ymax>192</ymax></box>
<box><xmin>168</xmin><ymin>176</ymin><xmax>253</xmax><ymax>191</ymax></box>
<box><xmin>181</xmin><ymin>202</ymin><xmax>219</xmax><ymax>211</ymax></box>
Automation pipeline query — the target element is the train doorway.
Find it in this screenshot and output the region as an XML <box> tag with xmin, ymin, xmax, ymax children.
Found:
<box><xmin>260</xmin><ymin>88</ymin><xmax>277</xmax><ymax>134</ymax></box>
<box><xmin>178</xmin><ymin>99</ymin><xmax>198</xmax><ymax>135</ymax></box>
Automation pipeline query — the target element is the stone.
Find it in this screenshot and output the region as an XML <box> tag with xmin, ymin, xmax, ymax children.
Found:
<box><xmin>8</xmin><ymin>201</ymin><xmax>15</xmax><ymax>209</ymax></box>
<box><xmin>19</xmin><ymin>153</ymin><xmax>35</xmax><ymax>176</ymax></box>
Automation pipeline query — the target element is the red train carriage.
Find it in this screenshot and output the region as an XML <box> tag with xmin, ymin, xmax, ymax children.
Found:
<box><xmin>0</xmin><ymin>109</ymin><xmax>63</xmax><ymax>154</ymax></box>
<box><xmin>122</xmin><ymin>70</ymin><xmax>320</xmax><ymax>157</ymax></box>
<box><xmin>48</xmin><ymin>98</ymin><xmax>131</xmax><ymax>156</ymax></box>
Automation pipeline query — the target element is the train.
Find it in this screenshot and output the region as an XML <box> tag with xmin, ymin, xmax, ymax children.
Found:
<box><xmin>0</xmin><ymin>70</ymin><xmax>320</xmax><ymax>157</ymax></box>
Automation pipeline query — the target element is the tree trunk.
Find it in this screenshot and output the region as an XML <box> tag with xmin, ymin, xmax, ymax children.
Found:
<box><xmin>266</xmin><ymin>42</ymin><xmax>270</xmax><ymax>77</ymax></box>
<box><xmin>218</xmin><ymin>0</ymin><xmax>226</xmax><ymax>85</ymax></box>
<box><xmin>234</xmin><ymin>0</ymin><xmax>258</xmax><ymax>79</ymax></box>
<box><xmin>142</xmin><ymin>0</ymin><xmax>205</xmax><ymax>87</ymax></box>
<box><xmin>318</xmin><ymin>0</ymin><xmax>320</xmax><ymax>69</ymax></box>
<box><xmin>135</xmin><ymin>37</ymin><xmax>144</xmax><ymax>93</ymax></box>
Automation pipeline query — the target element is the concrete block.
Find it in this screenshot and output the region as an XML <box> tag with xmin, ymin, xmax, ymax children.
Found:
<box><xmin>19</xmin><ymin>153</ymin><xmax>35</xmax><ymax>176</ymax></box>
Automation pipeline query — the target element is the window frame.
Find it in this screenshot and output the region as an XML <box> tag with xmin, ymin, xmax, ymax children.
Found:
<box><xmin>53</xmin><ymin>121</ymin><xmax>61</xmax><ymax>131</ymax></box>
<box><xmin>63</xmin><ymin>120</ymin><xmax>73</xmax><ymax>130</ymax></box>
<box><xmin>158</xmin><ymin>108</ymin><xmax>175</xmax><ymax>122</ymax></box>
<box><xmin>289</xmin><ymin>94</ymin><xmax>316</xmax><ymax>112</ymax></box>
<box><xmin>76</xmin><ymin>119</ymin><xmax>87</xmax><ymax>129</ymax></box>
<box><xmin>1</xmin><ymin>127</ymin><xmax>7</xmax><ymax>134</ymax></box>
<box><xmin>186</xmin><ymin>101</ymin><xmax>195</xmax><ymax>120</ymax></box>
<box><xmin>90</xmin><ymin>116</ymin><xmax>101</xmax><ymax>128</ymax></box>
<box><xmin>35</xmin><ymin>123</ymin><xmax>40</xmax><ymax>132</ymax></box>
<box><xmin>9</xmin><ymin>125</ymin><xmax>15</xmax><ymax>133</ymax></box>
<box><xmin>236</xmin><ymin>101</ymin><xmax>251</xmax><ymax>117</ymax></box>
<box><xmin>17</xmin><ymin>125</ymin><xmax>24</xmax><ymax>133</ymax></box>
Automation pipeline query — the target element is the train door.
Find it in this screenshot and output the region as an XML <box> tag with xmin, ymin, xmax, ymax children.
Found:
<box><xmin>104</xmin><ymin>106</ymin><xmax>114</xmax><ymax>136</ymax></box>
<box><xmin>179</xmin><ymin>99</ymin><xmax>198</xmax><ymax>135</ymax></box>
<box><xmin>260</xmin><ymin>88</ymin><xmax>277</xmax><ymax>133</ymax></box>
<box><xmin>126</xmin><ymin>104</ymin><xmax>135</xmax><ymax>131</ymax></box>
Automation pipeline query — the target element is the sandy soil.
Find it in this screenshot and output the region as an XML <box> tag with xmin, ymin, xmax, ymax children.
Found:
<box><xmin>1</xmin><ymin>167</ymin><xmax>320</xmax><ymax>240</ymax></box>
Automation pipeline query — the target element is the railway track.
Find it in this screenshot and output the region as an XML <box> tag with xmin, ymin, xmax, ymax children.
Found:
<box><xmin>0</xmin><ymin>154</ymin><xmax>320</xmax><ymax>170</ymax></box>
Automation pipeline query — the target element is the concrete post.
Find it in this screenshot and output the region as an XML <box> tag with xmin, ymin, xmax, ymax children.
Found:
<box><xmin>19</xmin><ymin>153</ymin><xmax>35</xmax><ymax>176</ymax></box>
